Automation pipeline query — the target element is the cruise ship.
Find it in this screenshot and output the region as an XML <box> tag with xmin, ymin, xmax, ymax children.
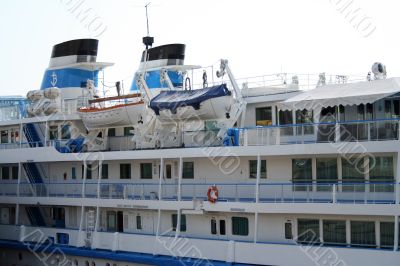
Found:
<box><xmin>0</xmin><ymin>37</ymin><xmax>399</xmax><ymax>266</ymax></box>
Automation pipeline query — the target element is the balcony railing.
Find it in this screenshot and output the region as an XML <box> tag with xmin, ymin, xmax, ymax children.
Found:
<box><xmin>235</xmin><ymin>118</ymin><xmax>400</xmax><ymax>146</ymax></box>
<box><xmin>2</xmin><ymin>181</ymin><xmax>396</xmax><ymax>205</ymax></box>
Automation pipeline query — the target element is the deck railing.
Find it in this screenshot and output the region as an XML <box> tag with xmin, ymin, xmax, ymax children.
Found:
<box><xmin>2</xmin><ymin>181</ymin><xmax>396</xmax><ymax>204</ymax></box>
<box><xmin>235</xmin><ymin>118</ymin><xmax>400</xmax><ymax>146</ymax></box>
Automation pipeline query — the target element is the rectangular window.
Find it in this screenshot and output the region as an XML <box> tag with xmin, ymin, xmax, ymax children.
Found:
<box><xmin>107</xmin><ymin>211</ymin><xmax>117</xmax><ymax>232</ymax></box>
<box><xmin>279</xmin><ymin>110</ymin><xmax>293</xmax><ymax>125</ymax></box>
<box><xmin>108</xmin><ymin>128</ymin><xmax>116</xmax><ymax>137</ymax></box>
<box><xmin>71</xmin><ymin>167</ymin><xmax>76</xmax><ymax>180</ymax></box>
<box><xmin>380</xmin><ymin>222</ymin><xmax>394</xmax><ymax>249</ymax></box>
<box><xmin>323</xmin><ymin>220</ymin><xmax>346</xmax><ymax>245</ymax></box>
<box><xmin>101</xmin><ymin>164</ymin><xmax>109</xmax><ymax>179</ymax></box>
<box><xmin>1</xmin><ymin>130</ymin><xmax>8</xmax><ymax>143</ymax></box>
<box><xmin>81</xmin><ymin>165</ymin><xmax>92</xmax><ymax>179</ymax></box>
<box><xmin>232</xmin><ymin>217</ymin><xmax>249</xmax><ymax>236</ymax></box>
<box><xmin>351</xmin><ymin>221</ymin><xmax>375</xmax><ymax>247</ymax></box>
<box><xmin>123</xmin><ymin>127</ymin><xmax>134</xmax><ymax>136</ymax></box>
<box><xmin>172</xmin><ymin>214</ymin><xmax>186</xmax><ymax>232</ymax></box>
<box><xmin>120</xmin><ymin>164</ymin><xmax>131</xmax><ymax>179</ymax></box>
<box><xmin>182</xmin><ymin>162</ymin><xmax>194</xmax><ymax>179</ymax></box>
<box><xmin>136</xmin><ymin>215</ymin><xmax>142</xmax><ymax>230</ymax></box>
<box><xmin>11</xmin><ymin>166</ymin><xmax>18</xmax><ymax>180</ymax></box>
<box><xmin>295</xmin><ymin>110</ymin><xmax>314</xmax><ymax>134</ymax></box>
<box><xmin>256</xmin><ymin>107</ymin><xmax>272</xmax><ymax>126</ymax></box>
<box><xmin>11</xmin><ymin>130</ymin><xmax>19</xmax><ymax>143</ymax></box>
<box><xmin>297</xmin><ymin>219</ymin><xmax>320</xmax><ymax>243</ymax></box>
<box><xmin>285</xmin><ymin>221</ymin><xmax>293</xmax><ymax>239</ymax></box>
<box><xmin>316</xmin><ymin>158</ymin><xmax>337</xmax><ymax>191</ymax></box>
<box><xmin>249</xmin><ymin>160</ymin><xmax>266</xmax><ymax>178</ymax></box>
<box><xmin>369</xmin><ymin>156</ymin><xmax>394</xmax><ymax>192</ymax></box>
<box><xmin>61</xmin><ymin>124</ymin><xmax>71</xmax><ymax>139</ymax></box>
<box><xmin>49</xmin><ymin>126</ymin><xmax>58</xmax><ymax>140</ymax></box>
<box><xmin>292</xmin><ymin>159</ymin><xmax>312</xmax><ymax>191</ymax></box>
<box><xmin>140</xmin><ymin>163</ymin><xmax>152</xmax><ymax>179</ymax></box>
<box><xmin>342</xmin><ymin>158</ymin><xmax>365</xmax><ymax>192</ymax></box>
<box><xmin>220</xmin><ymin>220</ymin><xmax>226</xmax><ymax>235</ymax></box>
<box><xmin>2</xmin><ymin>167</ymin><xmax>10</xmax><ymax>180</ymax></box>
<box><xmin>211</xmin><ymin>218</ymin><xmax>217</xmax><ymax>235</ymax></box>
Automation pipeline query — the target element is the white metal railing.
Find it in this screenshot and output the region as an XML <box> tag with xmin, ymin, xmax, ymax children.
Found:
<box><xmin>7</xmin><ymin>181</ymin><xmax>396</xmax><ymax>204</ymax></box>
<box><xmin>236</xmin><ymin>118</ymin><xmax>400</xmax><ymax>146</ymax></box>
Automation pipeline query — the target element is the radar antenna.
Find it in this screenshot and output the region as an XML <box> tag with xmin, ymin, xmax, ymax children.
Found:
<box><xmin>142</xmin><ymin>2</ymin><xmax>154</xmax><ymax>49</ymax></box>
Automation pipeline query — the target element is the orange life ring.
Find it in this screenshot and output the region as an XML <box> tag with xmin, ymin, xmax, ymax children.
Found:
<box><xmin>207</xmin><ymin>185</ymin><xmax>219</xmax><ymax>203</ymax></box>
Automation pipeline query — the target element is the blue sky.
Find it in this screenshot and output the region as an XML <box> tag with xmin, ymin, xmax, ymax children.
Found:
<box><xmin>1</xmin><ymin>0</ymin><xmax>400</xmax><ymax>96</ymax></box>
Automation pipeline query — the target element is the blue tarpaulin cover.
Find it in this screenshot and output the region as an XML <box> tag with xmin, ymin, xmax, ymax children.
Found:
<box><xmin>150</xmin><ymin>84</ymin><xmax>231</xmax><ymax>115</ymax></box>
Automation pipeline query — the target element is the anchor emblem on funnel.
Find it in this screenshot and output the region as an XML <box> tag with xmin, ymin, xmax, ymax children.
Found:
<box><xmin>51</xmin><ymin>71</ymin><xmax>57</xmax><ymax>87</ymax></box>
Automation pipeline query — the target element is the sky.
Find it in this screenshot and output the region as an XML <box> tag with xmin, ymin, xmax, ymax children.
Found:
<box><xmin>1</xmin><ymin>0</ymin><xmax>400</xmax><ymax>96</ymax></box>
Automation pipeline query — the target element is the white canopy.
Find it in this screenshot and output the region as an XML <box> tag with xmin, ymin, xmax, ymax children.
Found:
<box><xmin>278</xmin><ymin>77</ymin><xmax>400</xmax><ymax>111</ymax></box>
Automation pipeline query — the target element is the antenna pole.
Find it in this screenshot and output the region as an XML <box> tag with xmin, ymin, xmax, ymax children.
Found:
<box><xmin>145</xmin><ymin>2</ymin><xmax>151</xmax><ymax>36</ymax></box>
<box><xmin>142</xmin><ymin>2</ymin><xmax>154</xmax><ymax>49</ymax></box>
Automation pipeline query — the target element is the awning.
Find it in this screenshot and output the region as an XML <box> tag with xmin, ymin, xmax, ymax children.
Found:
<box><xmin>278</xmin><ymin>77</ymin><xmax>400</xmax><ymax>111</ymax></box>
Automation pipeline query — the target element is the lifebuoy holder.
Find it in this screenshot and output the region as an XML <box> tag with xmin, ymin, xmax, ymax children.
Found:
<box><xmin>207</xmin><ymin>185</ymin><xmax>219</xmax><ymax>203</ymax></box>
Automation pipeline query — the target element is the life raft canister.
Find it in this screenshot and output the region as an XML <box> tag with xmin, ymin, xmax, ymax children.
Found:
<box><xmin>207</xmin><ymin>185</ymin><xmax>219</xmax><ymax>203</ymax></box>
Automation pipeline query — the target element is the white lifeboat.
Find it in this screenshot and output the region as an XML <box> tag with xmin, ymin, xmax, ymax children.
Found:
<box><xmin>77</xmin><ymin>93</ymin><xmax>145</xmax><ymax>130</ymax></box>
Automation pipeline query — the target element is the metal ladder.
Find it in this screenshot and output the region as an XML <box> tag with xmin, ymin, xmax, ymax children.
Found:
<box><xmin>85</xmin><ymin>209</ymin><xmax>96</xmax><ymax>247</ymax></box>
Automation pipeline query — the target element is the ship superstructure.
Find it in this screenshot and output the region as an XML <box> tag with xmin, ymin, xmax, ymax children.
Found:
<box><xmin>0</xmin><ymin>39</ymin><xmax>399</xmax><ymax>266</ymax></box>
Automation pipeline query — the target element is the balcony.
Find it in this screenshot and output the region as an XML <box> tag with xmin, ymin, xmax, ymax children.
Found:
<box><xmin>1</xmin><ymin>181</ymin><xmax>396</xmax><ymax>205</ymax></box>
<box><xmin>236</xmin><ymin>118</ymin><xmax>400</xmax><ymax>146</ymax></box>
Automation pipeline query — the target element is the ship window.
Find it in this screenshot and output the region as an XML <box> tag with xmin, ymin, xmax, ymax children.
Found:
<box><xmin>11</xmin><ymin>166</ymin><xmax>18</xmax><ymax>180</ymax></box>
<box><xmin>172</xmin><ymin>214</ymin><xmax>186</xmax><ymax>232</ymax></box>
<box><xmin>72</xmin><ymin>167</ymin><xmax>76</xmax><ymax>179</ymax></box>
<box><xmin>85</xmin><ymin>261</ymin><xmax>89</xmax><ymax>266</ymax></box>
<box><xmin>123</xmin><ymin>127</ymin><xmax>134</xmax><ymax>136</ymax></box>
<box><xmin>380</xmin><ymin>222</ymin><xmax>394</xmax><ymax>249</ymax></box>
<box><xmin>11</xmin><ymin>130</ymin><xmax>19</xmax><ymax>143</ymax></box>
<box><xmin>140</xmin><ymin>163</ymin><xmax>152</xmax><ymax>179</ymax></box>
<box><xmin>165</xmin><ymin>164</ymin><xmax>172</xmax><ymax>179</ymax></box>
<box><xmin>74</xmin><ymin>259</ymin><xmax>79</xmax><ymax>266</ymax></box>
<box><xmin>292</xmin><ymin>159</ymin><xmax>312</xmax><ymax>191</ymax></box>
<box><xmin>316</xmin><ymin>158</ymin><xmax>337</xmax><ymax>191</ymax></box>
<box><xmin>323</xmin><ymin>220</ymin><xmax>346</xmax><ymax>245</ymax></box>
<box><xmin>107</xmin><ymin>211</ymin><xmax>117</xmax><ymax>232</ymax></box>
<box><xmin>120</xmin><ymin>164</ymin><xmax>131</xmax><ymax>179</ymax></box>
<box><xmin>249</xmin><ymin>160</ymin><xmax>266</xmax><ymax>178</ymax></box>
<box><xmin>351</xmin><ymin>221</ymin><xmax>375</xmax><ymax>247</ymax></box>
<box><xmin>295</xmin><ymin>110</ymin><xmax>314</xmax><ymax>134</ymax></box>
<box><xmin>297</xmin><ymin>219</ymin><xmax>320</xmax><ymax>243</ymax></box>
<box><xmin>49</xmin><ymin>126</ymin><xmax>58</xmax><ymax>140</ymax></box>
<box><xmin>108</xmin><ymin>128</ymin><xmax>116</xmax><ymax>137</ymax></box>
<box><xmin>61</xmin><ymin>124</ymin><xmax>71</xmax><ymax>139</ymax></box>
<box><xmin>91</xmin><ymin>261</ymin><xmax>96</xmax><ymax>266</ymax></box>
<box><xmin>211</xmin><ymin>218</ymin><xmax>217</xmax><ymax>235</ymax></box>
<box><xmin>82</xmin><ymin>165</ymin><xmax>92</xmax><ymax>179</ymax></box>
<box><xmin>255</xmin><ymin>107</ymin><xmax>272</xmax><ymax>126</ymax></box>
<box><xmin>220</xmin><ymin>220</ymin><xmax>226</xmax><ymax>235</ymax></box>
<box><xmin>278</xmin><ymin>110</ymin><xmax>293</xmax><ymax>125</ymax></box>
<box><xmin>136</xmin><ymin>215</ymin><xmax>142</xmax><ymax>230</ymax></box>
<box><xmin>369</xmin><ymin>156</ymin><xmax>394</xmax><ymax>192</ymax></box>
<box><xmin>101</xmin><ymin>164</ymin><xmax>109</xmax><ymax>179</ymax></box>
<box><xmin>0</xmin><ymin>130</ymin><xmax>8</xmax><ymax>143</ymax></box>
<box><xmin>232</xmin><ymin>217</ymin><xmax>248</xmax><ymax>236</ymax></box>
<box><xmin>182</xmin><ymin>162</ymin><xmax>194</xmax><ymax>179</ymax></box>
<box><xmin>284</xmin><ymin>221</ymin><xmax>292</xmax><ymax>239</ymax></box>
<box><xmin>1</xmin><ymin>167</ymin><xmax>9</xmax><ymax>180</ymax></box>
<box><xmin>342</xmin><ymin>157</ymin><xmax>365</xmax><ymax>192</ymax></box>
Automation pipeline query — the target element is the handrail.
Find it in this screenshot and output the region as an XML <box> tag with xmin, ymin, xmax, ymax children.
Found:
<box><xmin>236</xmin><ymin>117</ymin><xmax>400</xmax><ymax>131</ymax></box>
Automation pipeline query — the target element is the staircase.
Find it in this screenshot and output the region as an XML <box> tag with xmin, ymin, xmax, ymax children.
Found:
<box><xmin>23</xmin><ymin>123</ymin><xmax>44</xmax><ymax>147</ymax></box>
<box><xmin>23</xmin><ymin>163</ymin><xmax>45</xmax><ymax>185</ymax></box>
<box><xmin>85</xmin><ymin>210</ymin><xmax>96</xmax><ymax>247</ymax></box>
<box><xmin>25</xmin><ymin>206</ymin><xmax>46</xmax><ymax>227</ymax></box>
